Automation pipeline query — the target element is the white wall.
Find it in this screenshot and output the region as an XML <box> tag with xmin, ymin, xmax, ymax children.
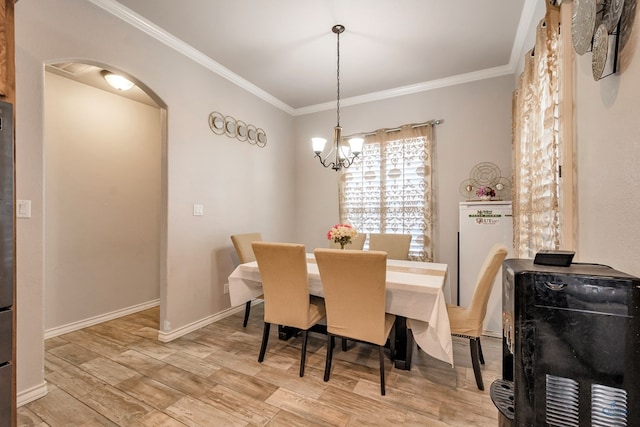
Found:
<box><xmin>294</xmin><ymin>75</ymin><xmax>514</xmax><ymax>303</ymax></box>
<box><xmin>16</xmin><ymin>0</ymin><xmax>295</xmax><ymax>399</ymax></box>
<box><xmin>44</xmin><ymin>72</ymin><xmax>162</xmax><ymax>330</ymax></box>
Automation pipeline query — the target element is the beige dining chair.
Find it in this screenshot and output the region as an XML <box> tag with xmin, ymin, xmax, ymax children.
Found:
<box><xmin>368</xmin><ymin>233</ymin><xmax>412</xmax><ymax>260</ymax></box>
<box><xmin>230</xmin><ymin>232</ymin><xmax>263</xmax><ymax>327</ymax></box>
<box><xmin>252</xmin><ymin>242</ymin><xmax>326</xmax><ymax>377</ymax></box>
<box><xmin>314</xmin><ymin>248</ymin><xmax>396</xmax><ymax>395</ymax></box>
<box><xmin>328</xmin><ymin>232</ymin><xmax>366</xmax><ymax>250</ymax></box>
<box><xmin>447</xmin><ymin>243</ymin><xmax>508</xmax><ymax>390</ymax></box>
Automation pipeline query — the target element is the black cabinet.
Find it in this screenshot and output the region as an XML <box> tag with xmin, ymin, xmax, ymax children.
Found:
<box><xmin>0</xmin><ymin>99</ymin><xmax>14</xmax><ymax>427</ymax></box>
<box><xmin>498</xmin><ymin>259</ymin><xmax>640</xmax><ymax>427</ymax></box>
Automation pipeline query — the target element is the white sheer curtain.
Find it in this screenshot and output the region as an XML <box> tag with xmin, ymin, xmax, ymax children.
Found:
<box><xmin>339</xmin><ymin>125</ymin><xmax>434</xmax><ymax>261</ymax></box>
<box><xmin>512</xmin><ymin>5</ymin><xmax>566</xmax><ymax>258</ymax></box>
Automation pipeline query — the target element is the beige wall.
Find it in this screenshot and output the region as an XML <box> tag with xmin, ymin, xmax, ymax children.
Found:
<box><xmin>514</xmin><ymin>3</ymin><xmax>640</xmax><ymax>278</ymax></box>
<box><xmin>573</xmin><ymin>10</ymin><xmax>640</xmax><ymax>277</ymax></box>
<box><xmin>44</xmin><ymin>72</ymin><xmax>162</xmax><ymax>330</ymax></box>
<box><xmin>16</xmin><ymin>0</ymin><xmax>295</xmax><ymax>399</ymax></box>
<box><xmin>293</xmin><ymin>76</ymin><xmax>515</xmax><ymax>303</ymax></box>
<box><xmin>15</xmin><ymin>0</ymin><xmax>640</xmax><ymax>405</ymax></box>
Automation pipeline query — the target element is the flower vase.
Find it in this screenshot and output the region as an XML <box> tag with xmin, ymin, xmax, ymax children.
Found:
<box><xmin>480</xmin><ymin>195</ymin><xmax>491</xmax><ymax>201</ymax></box>
<box><xmin>340</xmin><ymin>243</ymin><xmax>345</xmax><ymax>250</ymax></box>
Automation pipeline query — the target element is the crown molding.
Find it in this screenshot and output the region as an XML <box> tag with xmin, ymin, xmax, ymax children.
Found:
<box><xmin>508</xmin><ymin>0</ymin><xmax>540</xmax><ymax>71</ymax></box>
<box><xmin>87</xmin><ymin>0</ymin><xmax>294</xmax><ymax>115</ymax></box>
<box><xmin>90</xmin><ymin>0</ymin><xmax>534</xmax><ymax>117</ymax></box>
<box><xmin>293</xmin><ymin>64</ymin><xmax>514</xmax><ymax>116</ymax></box>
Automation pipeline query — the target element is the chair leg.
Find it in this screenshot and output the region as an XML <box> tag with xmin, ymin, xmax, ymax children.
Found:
<box><xmin>378</xmin><ymin>345</ymin><xmax>386</xmax><ymax>396</ymax></box>
<box><xmin>342</xmin><ymin>338</ymin><xmax>347</xmax><ymax>352</ymax></box>
<box><xmin>478</xmin><ymin>337</ymin><xmax>485</xmax><ymax>365</ymax></box>
<box><xmin>258</xmin><ymin>322</ymin><xmax>270</xmax><ymax>363</ymax></box>
<box><xmin>324</xmin><ymin>335</ymin><xmax>334</xmax><ymax>382</ymax></box>
<box><xmin>389</xmin><ymin>323</ymin><xmax>396</xmax><ymax>362</ymax></box>
<box><xmin>469</xmin><ymin>337</ymin><xmax>484</xmax><ymax>390</ymax></box>
<box><xmin>242</xmin><ymin>300</ymin><xmax>252</xmax><ymax>327</ymax></box>
<box><xmin>300</xmin><ymin>330</ymin><xmax>308</xmax><ymax>377</ymax></box>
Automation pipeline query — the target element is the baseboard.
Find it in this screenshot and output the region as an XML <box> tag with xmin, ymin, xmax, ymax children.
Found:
<box><xmin>157</xmin><ymin>303</ymin><xmax>248</xmax><ymax>342</ymax></box>
<box><xmin>44</xmin><ymin>299</ymin><xmax>160</xmax><ymax>339</ymax></box>
<box><xmin>482</xmin><ymin>330</ymin><xmax>502</xmax><ymax>339</ymax></box>
<box><xmin>17</xmin><ymin>381</ymin><xmax>48</xmax><ymax>407</ymax></box>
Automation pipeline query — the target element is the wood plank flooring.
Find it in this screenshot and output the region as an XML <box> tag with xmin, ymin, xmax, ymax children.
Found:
<box><xmin>17</xmin><ymin>304</ymin><xmax>502</xmax><ymax>426</ymax></box>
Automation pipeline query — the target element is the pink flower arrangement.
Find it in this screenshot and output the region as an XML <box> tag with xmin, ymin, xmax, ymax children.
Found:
<box><xmin>476</xmin><ymin>186</ymin><xmax>496</xmax><ymax>199</ymax></box>
<box><xmin>327</xmin><ymin>223</ymin><xmax>358</xmax><ymax>249</ymax></box>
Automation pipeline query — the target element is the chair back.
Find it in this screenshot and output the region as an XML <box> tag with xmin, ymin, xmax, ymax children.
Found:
<box><xmin>328</xmin><ymin>232</ymin><xmax>366</xmax><ymax>250</ymax></box>
<box><xmin>230</xmin><ymin>232</ymin><xmax>262</xmax><ymax>263</ymax></box>
<box><xmin>465</xmin><ymin>243</ymin><xmax>509</xmax><ymax>332</ymax></box>
<box><xmin>252</xmin><ymin>242</ymin><xmax>312</xmax><ymax>329</ymax></box>
<box><xmin>368</xmin><ymin>233</ymin><xmax>411</xmax><ymax>260</ymax></box>
<box><xmin>314</xmin><ymin>248</ymin><xmax>389</xmax><ymax>345</ymax></box>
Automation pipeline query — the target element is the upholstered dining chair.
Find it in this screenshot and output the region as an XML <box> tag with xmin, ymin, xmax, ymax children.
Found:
<box><xmin>230</xmin><ymin>232</ymin><xmax>263</xmax><ymax>327</ymax></box>
<box><xmin>252</xmin><ymin>242</ymin><xmax>326</xmax><ymax>377</ymax></box>
<box><xmin>368</xmin><ymin>233</ymin><xmax>412</xmax><ymax>260</ymax></box>
<box><xmin>447</xmin><ymin>243</ymin><xmax>508</xmax><ymax>390</ymax></box>
<box><xmin>328</xmin><ymin>232</ymin><xmax>366</xmax><ymax>250</ymax></box>
<box><xmin>314</xmin><ymin>248</ymin><xmax>396</xmax><ymax>395</ymax></box>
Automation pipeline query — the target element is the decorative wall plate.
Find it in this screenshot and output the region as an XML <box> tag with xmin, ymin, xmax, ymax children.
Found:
<box><xmin>209</xmin><ymin>112</ymin><xmax>225</xmax><ymax>135</ymax></box>
<box><xmin>592</xmin><ymin>24</ymin><xmax>609</xmax><ymax>80</ymax></box>
<box><xmin>224</xmin><ymin>116</ymin><xmax>237</xmax><ymax>138</ymax></box>
<box><xmin>256</xmin><ymin>129</ymin><xmax>267</xmax><ymax>148</ymax></box>
<box><xmin>602</xmin><ymin>0</ymin><xmax>625</xmax><ymax>32</ymax></box>
<box><xmin>236</xmin><ymin>120</ymin><xmax>248</xmax><ymax>142</ymax></box>
<box><xmin>572</xmin><ymin>0</ymin><xmax>597</xmax><ymax>55</ymax></box>
<box><xmin>618</xmin><ymin>0</ymin><xmax>636</xmax><ymax>52</ymax></box>
<box><xmin>247</xmin><ymin>125</ymin><xmax>257</xmax><ymax>143</ymax></box>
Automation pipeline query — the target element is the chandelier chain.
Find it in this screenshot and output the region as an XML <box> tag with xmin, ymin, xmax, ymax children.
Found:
<box><xmin>336</xmin><ymin>27</ymin><xmax>340</xmax><ymax>127</ymax></box>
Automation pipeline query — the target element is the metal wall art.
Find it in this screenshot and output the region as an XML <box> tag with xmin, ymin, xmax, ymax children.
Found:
<box><xmin>208</xmin><ymin>111</ymin><xmax>267</xmax><ymax>148</ymax></box>
<box><xmin>572</xmin><ymin>0</ymin><xmax>636</xmax><ymax>81</ymax></box>
<box><xmin>459</xmin><ymin>162</ymin><xmax>512</xmax><ymax>201</ymax></box>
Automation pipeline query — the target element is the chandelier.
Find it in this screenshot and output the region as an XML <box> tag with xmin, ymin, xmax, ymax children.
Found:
<box><xmin>312</xmin><ymin>24</ymin><xmax>363</xmax><ymax>171</ymax></box>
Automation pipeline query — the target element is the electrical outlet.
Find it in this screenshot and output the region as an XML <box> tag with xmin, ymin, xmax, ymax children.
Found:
<box><xmin>223</xmin><ymin>283</ymin><xmax>229</xmax><ymax>294</ymax></box>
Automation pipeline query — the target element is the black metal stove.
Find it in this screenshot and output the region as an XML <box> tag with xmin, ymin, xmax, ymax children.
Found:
<box><xmin>492</xmin><ymin>259</ymin><xmax>640</xmax><ymax>426</ymax></box>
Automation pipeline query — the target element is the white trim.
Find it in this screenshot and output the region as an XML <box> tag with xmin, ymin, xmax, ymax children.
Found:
<box><xmin>87</xmin><ymin>0</ymin><xmax>533</xmax><ymax>116</ymax></box>
<box><xmin>17</xmin><ymin>381</ymin><xmax>48</xmax><ymax>407</ymax></box>
<box><xmin>44</xmin><ymin>299</ymin><xmax>160</xmax><ymax>339</ymax></box>
<box><xmin>294</xmin><ymin>65</ymin><xmax>514</xmax><ymax>116</ymax></box>
<box><xmin>509</xmin><ymin>0</ymin><xmax>541</xmax><ymax>70</ymax></box>
<box><xmin>157</xmin><ymin>303</ymin><xmax>249</xmax><ymax>342</ymax></box>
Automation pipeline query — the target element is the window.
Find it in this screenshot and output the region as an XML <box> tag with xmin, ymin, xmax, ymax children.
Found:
<box><xmin>339</xmin><ymin>125</ymin><xmax>434</xmax><ymax>261</ymax></box>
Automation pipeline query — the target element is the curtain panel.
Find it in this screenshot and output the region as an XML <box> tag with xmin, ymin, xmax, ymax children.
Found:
<box><xmin>339</xmin><ymin>125</ymin><xmax>434</xmax><ymax>261</ymax></box>
<box><xmin>512</xmin><ymin>6</ymin><xmax>563</xmax><ymax>258</ymax></box>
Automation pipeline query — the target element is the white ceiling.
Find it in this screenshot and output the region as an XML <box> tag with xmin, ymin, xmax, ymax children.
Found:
<box><xmin>77</xmin><ymin>0</ymin><xmax>537</xmax><ymax>113</ymax></box>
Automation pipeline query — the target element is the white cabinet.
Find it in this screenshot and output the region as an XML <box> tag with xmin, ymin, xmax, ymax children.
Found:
<box><xmin>459</xmin><ymin>201</ymin><xmax>513</xmax><ymax>335</ymax></box>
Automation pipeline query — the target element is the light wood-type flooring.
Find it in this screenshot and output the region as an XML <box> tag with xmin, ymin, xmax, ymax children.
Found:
<box><xmin>18</xmin><ymin>304</ymin><xmax>502</xmax><ymax>426</ymax></box>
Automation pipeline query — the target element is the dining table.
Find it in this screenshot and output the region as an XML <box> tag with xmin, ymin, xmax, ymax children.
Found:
<box><xmin>228</xmin><ymin>253</ymin><xmax>454</xmax><ymax>370</ymax></box>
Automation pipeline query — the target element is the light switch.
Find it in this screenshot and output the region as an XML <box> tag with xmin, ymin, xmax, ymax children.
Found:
<box><xmin>193</xmin><ymin>204</ymin><xmax>204</xmax><ymax>216</ymax></box>
<box><xmin>17</xmin><ymin>200</ymin><xmax>32</xmax><ymax>218</ymax></box>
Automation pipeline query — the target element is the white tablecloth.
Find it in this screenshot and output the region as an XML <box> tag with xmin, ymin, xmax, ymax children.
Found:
<box><xmin>228</xmin><ymin>254</ymin><xmax>453</xmax><ymax>366</ymax></box>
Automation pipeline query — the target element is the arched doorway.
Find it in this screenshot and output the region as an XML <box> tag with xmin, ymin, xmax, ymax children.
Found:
<box><xmin>42</xmin><ymin>61</ymin><xmax>167</xmax><ymax>338</ymax></box>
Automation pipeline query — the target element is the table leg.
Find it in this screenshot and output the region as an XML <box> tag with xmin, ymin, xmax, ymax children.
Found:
<box><xmin>393</xmin><ymin>316</ymin><xmax>414</xmax><ymax>370</ymax></box>
<box><xmin>279</xmin><ymin>324</ymin><xmax>326</xmax><ymax>340</ymax></box>
<box><xmin>278</xmin><ymin>325</ymin><xmax>296</xmax><ymax>340</ymax></box>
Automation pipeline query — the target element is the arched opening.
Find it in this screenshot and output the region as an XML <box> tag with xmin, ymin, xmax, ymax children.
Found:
<box><xmin>42</xmin><ymin>61</ymin><xmax>167</xmax><ymax>338</ymax></box>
